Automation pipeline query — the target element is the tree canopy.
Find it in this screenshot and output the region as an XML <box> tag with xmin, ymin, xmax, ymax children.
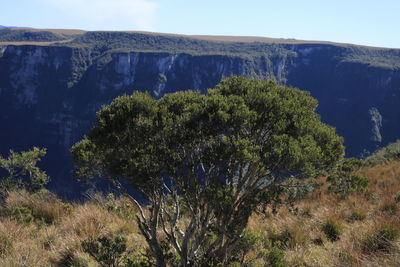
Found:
<box><xmin>0</xmin><ymin>147</ymin><xmax>49</xmax><ymax>194</ymax></box>
<box><xmin>72</xmin><ymin>76</ymin><xmax>344</xmax><ymax>266</ymax></box>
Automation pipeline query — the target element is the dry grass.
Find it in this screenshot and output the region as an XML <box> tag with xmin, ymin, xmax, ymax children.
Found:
<box><xmin>0</xmin><ymin>162</ymin><xmax>398</xmax><ymax>266</ymax></box>
<box><xmin>0</xmin><ymin>192</ymin><xmax>146</xmax><ymax>266</ymax></box>
<box><xmin>245</xmin><ymin>162</ymin><xmax>400</xmax><ymax>266</ymax></box>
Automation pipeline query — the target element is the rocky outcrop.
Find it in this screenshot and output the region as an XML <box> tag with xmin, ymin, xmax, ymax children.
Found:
<box><xmin>1</xmin><ymin>41</ymin><xmax>400</xmax><ymax>196</ymax></box>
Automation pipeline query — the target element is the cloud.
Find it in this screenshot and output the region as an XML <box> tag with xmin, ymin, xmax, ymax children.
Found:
<box><xmin>39</xmin><ymin>0</ymin><xmax>158</xmax><ymax>31</ymax></box>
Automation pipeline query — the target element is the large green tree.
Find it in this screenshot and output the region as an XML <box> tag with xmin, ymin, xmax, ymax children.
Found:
<box><xmin>72</xmin><ymin>76</ymin><xmax>344</xmax><ymax>266</ymax></box>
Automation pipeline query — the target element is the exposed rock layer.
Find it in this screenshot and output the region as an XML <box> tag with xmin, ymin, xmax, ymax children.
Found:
<box><xmin>1</xmin><ymin>39</ymin><xmax>400</xmax><ymax>196</ymax></box>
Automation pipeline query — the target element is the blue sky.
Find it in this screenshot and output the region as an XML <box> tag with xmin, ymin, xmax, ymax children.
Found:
<box><xmin>1</xmin><ymin>0</ymin><xmax>399</xmax><ymax>48</ymax></box>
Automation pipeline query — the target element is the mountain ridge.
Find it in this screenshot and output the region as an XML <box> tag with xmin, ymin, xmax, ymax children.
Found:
<box><xmin>1</xmin><ymin>28</ymin><xmax>400</xmax><ymax>196</ymax></box>
<box><xmin>1</xmin><ymin>27</ymin><xmax>398</xmax><ymax>50</ymax></box>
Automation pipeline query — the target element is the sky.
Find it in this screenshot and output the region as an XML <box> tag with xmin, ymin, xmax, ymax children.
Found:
<box><xmin>1</xmin><ymin>0</ymin><xmax>399</xmax><ymax>48</ymax></box>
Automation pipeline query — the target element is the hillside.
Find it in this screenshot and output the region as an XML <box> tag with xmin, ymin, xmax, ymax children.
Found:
<box><xmin>2</xmin><ymin>28</ymin><xmax>400</xmax><ymax>67</ymax></box>
<box><xmin>1</xmin><ymin>28</ymin><xmax>400</xmax><ymax>196</ymax></box>
<box><xmin>0</xmin><ymin>152</ymin><xmax>399</xmax><ymax>266</ymax></box>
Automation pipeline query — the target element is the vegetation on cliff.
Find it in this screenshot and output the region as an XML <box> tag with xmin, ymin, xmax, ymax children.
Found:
<box><xmin>2</xmin><ymin>28</ymin><xmax>400</xmax><ymax>69</ymax></box>
<box><xmin>0</xmin><ymin>28</ymin><xmax>73</xmax><ymax>42</ymax></box>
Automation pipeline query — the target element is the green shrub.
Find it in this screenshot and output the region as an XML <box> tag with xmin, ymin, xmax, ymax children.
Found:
<box><xmin>82</xmin><ymin>235</ymin><xmax>127</xmax><ymax>267</ymax></box>
<box><xmin>6</xmin><ymin>190</ymin><xmax>72</xmax><ymax>225</ymax></box>
<box><xmin>268</xmin><ymin>226</ymin><xmax>308</xmax><ymax>250</ymax></box>
<box><xmin>229</xmin><ymin>229</ymin><xmax>261</xmax><ymax>264</ymax></box>
<box><xmin>347</xmin><ymin>211</ymin><xmax>366</xmax><ymax>223</ymax></box>
<box><xmin>394</xmin><ymin>192</ymin><xmax>400</xmax><ymax>203</ymax></box>
<box><xmin>312</xmin><ymin>237</ymin><xmax>324</xmax><ymax>246</ymax></box>
<box><xmin>58</xmin><ymin>249</ymin><xmax>89</xmax><ymax>267</ymax></box>
<box><xmin>268</xmin><ymin>228</ymin><xmax>295</xmax><ymax>249</ymax></box>
<box><xmin>364</xmin><ymin>140</ymin><xmax>400</xmax><ymax>166</ymax></box>
<box><xmin>264</xmin><ymin>246</ymin><xmax>287</xmax><ymax>267</ymax></box>
<box><xmin>0</xmin><ymin>178</ymin><xmax>23</xmax><ymax>198</ymax></box>
<box><xmin>0</xmin><ymin>147</ymin><xmax>49</xmax><ymax>193</ymax></box>
<box><xmin>380</xmin><ymin>202</ymin><xmax>398</xmax><ymax>215</ymax></box>
<box><xmin>11</xmin><ymin>206</ymin><xmax>33</xmax><ymax>224</ymax></box>
<box><xmin>300</xmin><ymin>207</ymin><xmax>312</xmax><ymax>218</ymax></box>
<box><xmin>104</xmin><ymin>193</ymin><xmax>136</xmax><ymax>220</ymax></box>
<box><xmin>327</xmin><ymin>158</ymin><xmax>368</xmax><ymax>196</ymax></box>
<box><xmin>327</xmin><ymin>174</ymin><xmax>369</xmax><ymax>196</ymax></box>
<box><xmin>362</xmin><ymin>225</ymin><xmax>398</xmax><ymax>253</ymax></box>
<box><xmin>321</xmin><ymin>219</ymin><xmax>342</xmax><ymax>242</ymax></box>
<box><xmin>125</xmin><ymin>252</ymin><xmax>153</xmax><ymax>267</ymax></box>
<box><xmin>0</xmin><ymin>233</ymin><xmax>12</xmax><ymax>257</ymax></box>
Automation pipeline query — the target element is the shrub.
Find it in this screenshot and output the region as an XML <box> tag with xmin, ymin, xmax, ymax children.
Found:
<box><xmin>361</xmin><ymin>224</ymin><xmax>398</xmax><ymax>253</ymax></box>
<box><xmin>347</xmin><ymin>211</ymin><xmax>366</xmax><ymax>223</ymax></box>
<box><xmin>263</xmin><ymin>246</ymin><xmax>287</xmax><ymax>267</ymax></box>
<box><xmin>300</xmin><ymin>207</ymin><xmax>312</xmax><ymax>218</ymax></box>
<box><xmin>327</xmin><ymin>158</ymin><xmax>368</xmax><ymax>196</ymax></box>
<box><xmin>58</xmin><ymin>249</ymin><xmax>89</xmax><ymax>267</ymax></box>
<box><xmin>394</xmin><ymin>192</ymin><xmax>400</xmax><ymax>203</ymax></box>
<box><xmin>380</xmin><ymin>201</ymin><xmax>398</xmax><ymax>215</ymax></box>
<box><xmin>312</xmin><ymin>236</ymin><xmax>324</xmax><ymax>246</ymax></box>
<box><xmin>82</xmin><ymin>235</ymin><xmax>127</xmax><ymax>267</ymax></box>
<box><xmin>268</xmin><ymin>228</ymin><xmax>295</xmax><ymax>249</ymax></box>
<box><xmin>125</xmin><ymin>254</ymin><xmax>152</xmax><ymax>267</ymax></box>
<box><xmin>321</xmin><ymin>219</ymin><xmax>342</xmax><ymax>242</ymax></box>
<box><xmin>267</xmin><ymin>226</ymin><xmax>307</xmax><ymax>250</ymax></box>
<box><xmin>0</xmin><ymin>147</ymin><xmax>49</xmax><ymax>193</ymax></box>
<box><xmin>5</xmin><ymin>190</ymin><xmax>71</xmax><ymax>225</ymax></box>
<box><xmin>364</xmin><ymin>140</ymin><xmax>400</xmax><ymax>166</ymax></box>
<box><xmin>0</xmin><ymin>233</ymin><xmax>12</xmax><ymax>257</ymax></box>
<box><xmin>327</xmin><ymin>174</ymin><xmax>369</xmax><ymax>196</ymax></box>
<box><xmin>104</xmin><ymin>193</ymin><xmax>136</xmax><ymax>220</ymax></box>
<box><xmin>11</xmin><ymin>206</ymin><xmax>33</xmax><ymax>224</ymax></box>
<box><xmin>230</xmin><ymin>228</ymin><xmax>261</xmax><ymax>264</ymax></box>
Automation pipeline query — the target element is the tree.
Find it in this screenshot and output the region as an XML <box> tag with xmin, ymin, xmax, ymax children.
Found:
<box><xmin>0</xmin><ymin>147</ymin><xmax>49</xmax><ymax>194</ymax></box>
<box><xmin>72</xmin><ymin>76</ymin><xmax>344</xmax><ymax>266</ymax></box>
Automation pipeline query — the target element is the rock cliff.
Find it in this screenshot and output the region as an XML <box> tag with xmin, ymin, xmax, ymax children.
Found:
<box><xmin>1</xmin><ymin>30</ymin><xmax>400</xmax><ymax>196</ymax></box>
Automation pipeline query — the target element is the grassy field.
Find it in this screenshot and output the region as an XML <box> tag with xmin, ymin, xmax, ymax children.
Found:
<box><xmin>0</xmin><ymin>157</ymin><xmax>399</xmax><ymax>266</ymax></box>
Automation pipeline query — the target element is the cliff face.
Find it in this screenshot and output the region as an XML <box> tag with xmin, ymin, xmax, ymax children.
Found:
<box><xmin>1</xmin><ymin>42</ymin><xmax>400</xmax><ymax>196</ymax></box>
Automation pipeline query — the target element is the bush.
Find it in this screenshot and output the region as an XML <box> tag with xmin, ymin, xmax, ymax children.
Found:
<box><xmin>11</xmin><ymin>206</ymin><xmax>33</xmax><ymax>224</ymax></box>
<box><xmin>362</xmin><ymin>224</ymin><xmax>398</xmax><ymax>253</ymax></box>
<box><xmin>0</xmin><ymin>233</ymin><xmax>12</xmax><ymax>256</ymax></box>
<box><xmin>264</xmin><ymin>246</ymin><xmax>287</xmax><ymax>267</ymax></box>
<box><xmin>347</xmin><ymin>211</ymin><xmax>366</xmax><ymax>222</ymax></box>
<box><xmin>321</xmin><ymin>219</ymin><xmax>342</xmax><ymax>242</ymax></box>
<box><xmin>104</xmin><ymin>193</ymin><xmax>137</xmax><ymax>220</ymax></box>
<box><xmin>364</xmin><ymin>140</ymin><xmax>400</xmax><ymax>166</ymax></box>
<box><xmin>379</xmin><ymin>201</ymin><xmax>397</xmax><ymax>215</ymax></box>
<box><xmin>327</xmin><ymin>158</ymin><xmax>368</xmax><ymax>196</ymax></box>
<box><xmin>229</xmin><ymin>228</ymin><xmax>261</xmax><ymax>265</ymax></box>
<box><xmin>327</xmin><ymin>174</ymin><xmax>369</xmax><ymax>196</ymax></box>
<box><xmin>394</xmin><ymin>192</ymin><xmax>400</xmax><ymax>203</ymax></box>
<box><xmin>0</xmin><ymin>147</ymin><xmax>49</xmax><ymax>193</ymax></box>
<box><xmin>267</xmin><ymin>226</ymin><xmax>308</xmax><ymax>251</ymax></box>
<box><xmin>268</xmin><ymin>228</ymin><xmax>295</xmax><ymax>249</ymax></box>
<box><xmin>300</xmin><ymin>207</ymin><xmax>312</xmax><ymax>218</ymax></box>
<box><xmin>58</xmin><ymin>249</ymin><xmax>89</xmax><ymax>267</ymax></box>
<box><xmin>82</xmin><ymin>235</ymin><xmax>127</xmax><ymax>267</ymax></box>
<box><xmin>125</xmin><ymin>254</ymin><xmax>152</xmax><ymax>267</ymax></box>
<box><xmin>5</xmin><ymin>190</ymin><xmax>72</xmax><ymax>225</ymax></box>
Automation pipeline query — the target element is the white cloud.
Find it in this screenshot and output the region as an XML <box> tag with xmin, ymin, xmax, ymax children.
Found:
<box><xmin>39</xmin><ymin>0</ymin><xmax>158</xmax><ymax>31</ymax></box>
